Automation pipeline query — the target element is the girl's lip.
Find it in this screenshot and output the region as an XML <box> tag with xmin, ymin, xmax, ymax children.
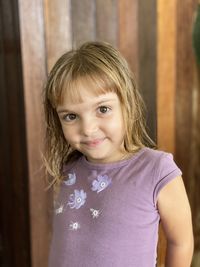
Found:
<box><xmin>83</xmin><ymin>138</ymin><xmax>105</xmax><ymax>147</ymax></box>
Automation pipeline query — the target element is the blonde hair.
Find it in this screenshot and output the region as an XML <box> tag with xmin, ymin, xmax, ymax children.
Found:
<box><xmin>44</xmin><ymin>41</ymin><xmax>155</xmax><ymax>189</ymax></box>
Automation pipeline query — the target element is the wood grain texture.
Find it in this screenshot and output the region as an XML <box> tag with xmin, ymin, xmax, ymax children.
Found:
<box><xmin>71</xmin><ymin>0</ymin><xmax>95</xmax><ymax>48</ymax></box>
<box><xmin>18</xmin><ymin>0</ymin><xmax>51</xmax><ymax>266</ymax></box>
<box><xmin>96</xmin><ymin>0</ymin><xmax>118</xmax><ymax>46</ymax></box>
<box><xmin>44</xmin><ymin>0</ymin><xmax>72</xmax><ymax>71</ymax></box>
<box><xmin>157</xmin><ymin>0</ymin><xmax>176</xmax><ymax>153</ymax></box>
<box><xmin>176</xmin><ymin>1</ymin><xmax>198</xmax><ymax>266</ymax></box>
<box><xmin>189</xmin><ymin>2</ymin><xmax>200</xmax><ymax>266</ymax></box>
<box><xmin>0</xmin><ymin>0</ymin><xmax>31</xmax><ymax>266</ymax></box>
<box><xmin>118</xmin><ymin>0</ymin><xmax>139</xmax><ymax>79</ymax></box>
<box><xmin>190</xmin><ymin>66</ymin><xmax>200</xmax><ymax>266</ymax></box>
<box><xmin>138</xmin><ymin>0</ymin><xmax>157</xmax><ymax>142</ymax></box>
<box><xmin>175</xmin><ymin>0</ymin><xmax>196</xmax><ymax>190</ymax></box>
<box><xmin>156</xmin><ymin>2</ymin><xmax>178</xmax><ymax>265</ymax></box>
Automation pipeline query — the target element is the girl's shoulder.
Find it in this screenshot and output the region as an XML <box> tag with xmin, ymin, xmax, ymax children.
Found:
<box><xmin>139</xmin><ymin>147</ymin><xmax>175</xmax><ymax>164</ymax></box>
<box><xmin>135</xmin><ymin>147</ymin><xmax>182</xmax><ymax>176</ymax></box>
<box><xmin>139</xmin><ymin>147</ymin><xmax>182</xmax><ymax>206</ymax></box>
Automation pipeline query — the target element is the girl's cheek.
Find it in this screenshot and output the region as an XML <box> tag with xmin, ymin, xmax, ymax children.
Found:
<box><xmin>62</xmin><ymin>126</ymin><xmax>78</xmax><ymax>140</ymax></box>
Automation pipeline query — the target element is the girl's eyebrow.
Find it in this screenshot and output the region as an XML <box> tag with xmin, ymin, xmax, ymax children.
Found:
<box><xmin>95</xmin><ymin>98</ymin><xmax>117</xmax><ymax>106</ymax></box>
<box><xmin>57</xmin><ymin>109</ymin><xmax>73</xmax><ymax>114</ymax></box>
<box><xmin>57</xmin><ymin>97</ymin><xmax>117</xmax><ymax>114</ymax></box>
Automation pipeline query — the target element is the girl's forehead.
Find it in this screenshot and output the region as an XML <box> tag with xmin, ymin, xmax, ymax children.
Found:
<box><xmin>58</xmin><ymin>91</ymin><xmax>119</xmax><ymax>112</ymax></box>
<box><xmin>59</xmin><ymin>75</ymin><xmax>115</xmax><ymax>105</ymax></box>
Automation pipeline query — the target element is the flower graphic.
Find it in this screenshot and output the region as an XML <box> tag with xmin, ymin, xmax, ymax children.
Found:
<box><xmin>69</xmin><ymin>221</ymin><xmax>80</xmax><ymax>230</ymax></box>
<box><xmin>67</xmin><ymin>189</ymin><xmax>87</xmax><ymax>209</ymax></box>
<box><xmin>63</xmin><ymin>173</ymin><xmax>76</xmax><ymax>186</ymax></box>
<box><xmin>91</xmin><ymin>175</ymin><xmax>112</xmax><ymax>193</ymax></box>
<box><xmin>90</xmin><ymin>208</ymin><xmax>101</xmax><ymax>219</ymax></box>
<box><xmin>55</xmin><ymin>204</ymin><xmax>64</xmax><ymax>215</ymax></box>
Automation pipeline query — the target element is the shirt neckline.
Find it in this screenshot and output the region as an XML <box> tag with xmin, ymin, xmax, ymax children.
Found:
<box><xmin>80</xmin><ymin>147</ymin><xmax>147</xmax><ymax>170</ymax></box>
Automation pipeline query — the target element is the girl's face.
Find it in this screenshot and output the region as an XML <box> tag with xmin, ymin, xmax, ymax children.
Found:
<box><xmin>56</xmin><ymin>79</ymin><xmax>126</xmax><ymax>163</ymax></box>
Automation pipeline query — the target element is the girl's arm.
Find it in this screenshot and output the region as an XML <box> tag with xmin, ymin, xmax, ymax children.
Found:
<box><xmin>157</xmin><ymin>176</ymin><xmax>194</xmax><ymax>267</ymax></box>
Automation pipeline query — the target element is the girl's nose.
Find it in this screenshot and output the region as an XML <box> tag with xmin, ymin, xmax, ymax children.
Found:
<box><xmin>81</xmin><ymin>117</ymin><xmax>98</xmax><ymax>137</ymax></box>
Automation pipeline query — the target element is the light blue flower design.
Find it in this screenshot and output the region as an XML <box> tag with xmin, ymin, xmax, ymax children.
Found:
<box><xmin>67</xmin><ymin>189</ymin><xmax>87</xmax><ymax>209</ymax></box>
<box><xmin>91</xmin><ymin>175</ymin><xmax>112</xmax><ymax>193</ymax></box>
<box><xmin>63</xmin><ymin>173</ymin><xmax>76</xmax><ymax>186</ymax></box>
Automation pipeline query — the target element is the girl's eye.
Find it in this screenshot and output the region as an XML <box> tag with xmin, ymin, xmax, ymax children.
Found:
<box><xmin>98</xmin><ymin>106</ymin><xmax>110</xmax><ymax>114</ymax></box>
<box><xmin>63</xmin><ymin>113</ymin><xmax>77</xmax><ymax>121</ymax></box>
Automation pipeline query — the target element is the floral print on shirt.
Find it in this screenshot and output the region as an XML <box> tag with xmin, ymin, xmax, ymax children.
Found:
<box><xmin>69</xmin><ymin>221</ymin><xmax>81</xmax><ymax>230</ymax></box>
<box><xmin>67</xmin><ymin>189</ymin><xmax>87</xmax><ymax>209</ymax></box>
<box><xmin>63</xmin><ymin>172</ymin><xmax>76</xmax><ymax>186</ymax></box>
<box><xmin>55</xmin><ymin>204</ymin><xmax>64</xmax><ymax>214</ymax></box>
<box><xmin>60</xmin><ymin>172</ymin><xmax>112</xmax><ymax>231</ymax></box>
<box><xmin>90</xmin><ymin>208</ymin><xmax>101</xmax><ymax>218</ymax></box>
<box><xmin>91</xmin><ymin>175</ymin><xmax>112</xmax><ymax>193</ymax></box>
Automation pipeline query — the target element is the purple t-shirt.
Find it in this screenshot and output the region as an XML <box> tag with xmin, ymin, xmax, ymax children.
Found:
<box><xmin>49</xmin><ymin>147</ymin><xmax>182</xmax><ymax>267</ymax></box>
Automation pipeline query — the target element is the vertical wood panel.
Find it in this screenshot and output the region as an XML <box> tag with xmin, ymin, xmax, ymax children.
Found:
<box><xmin>138</xmin><ymin>0</ymin><xmax>157</xmax><ymax>142</ymax></box>
<box><xmin>190</xmin><ymin>63</ymin><xmax>200</xmax><ymax>266</ymax></box>
<box><xmin>0</xmin><ymin>0</ymin><xmax>31</xmax><ymax>266</ymax></box>
<box><xmin>191</xmin><ymin>4</ymin><xmax>200</xmax><ymax>260</ymax></box>
<box><xmin>175</xmin><ymin>0</ymin><xmax>196</xmax><ymax>188</ymax></box>
<box><xmin>118</xmin><ymin>0</ymin><xmax>139</xmax><ymax>79</ymax></box>
<box><xmin>18</xmin><ymin>0</ymin><xmax>51</xmax><ymax>266</ymax></box>
<box><xmin>44</xmin><ymin>0</ymin><xmax>72</xmax><ymax>71</ymax></box>
<box><xmin>176</xmin><ymin>1</ymin><xmax>200</xmax><ymax>266</ymax></box>
<box><xmin>71</xmin><ymin>0</ymin><xmax>95</xmax><ymax>47</ymax></box>
<box><xmin>156</xmin><ymin>2</ymin><xmax>177</xmax><ymax>266</ymax></box>
<box><xmin>119</xmin><ymin>0</ymin><xmax>157</xmax><ymax>141</ymax></box>
<box><xmin>157</xmin><ymin>0</ymin><xmax>176</xmax><ymax>153</ymax></box>
<box><xmin>96</xmin><ymin>0</ymin><xmax>118</xmax><ymax>46</ymax></box>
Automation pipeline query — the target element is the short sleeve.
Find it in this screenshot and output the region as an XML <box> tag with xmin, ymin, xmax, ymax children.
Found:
<box><xmin>153</xmin><ymin>153</ymin><xmax>182</xmax><ymax>206</ymax></box>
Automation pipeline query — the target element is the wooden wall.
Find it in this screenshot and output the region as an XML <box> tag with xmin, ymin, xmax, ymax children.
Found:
<box><xmin>157</xmin><ymin>1</ymin><xmax>199</xmax><ymax>266</ymax></box>
<box><xmin>175</xmin><ymin>1</ymin><xmax>200</xmax><ymax>266</ymax></box>
<box><xmin>18</xmin><ymin>1</ymin><xmax>51</xmax><ymax>267</ymax></box>
<box><xmin>0</xmin><ymin>1</ymin><xmax>31</xmax><ymax>266</ymax></box>
<box><xmin>0</xmin><ymin>0</ymin><xmax>199</xmax><ymax>266</ymax></box>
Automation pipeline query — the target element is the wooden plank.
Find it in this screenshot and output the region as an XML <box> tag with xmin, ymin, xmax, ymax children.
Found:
<box><xmin>157</xmin><ymin>0</ymin><xmax>177</xmax><ymax>153</ymax></box>
<box><xmin>175</xmin><ymin>0</ymin><xmax>196</xmax><ymax>189</ymax></box>
<box><xmin>118</xmin><ymin>0</ymin><xmax>139</xmax><ymax>79</ymax></box>
<box><xmin>191</xmin><ymin>4</ymin><xmax>200</xmax><ymax>262</ymax></box>
<box><xmin>176</xmin><ymin>1</ymin><xmax>200</xmax><ymax>265</ymax></box>
<box><xmin>71</xmin><ymin>0</ymin><xmax>95</xmax><ymax>47</ymax></box>
<box><xmin>96</xmin><ymin>0</ymin><xmax>118</xmax><ymax>46</ymax></box>
<box><xmin>138</xmin><ymin>0</ymin><xmax>157</xmax><ymax>142</ymax></box>
<box><xmin>156</xmin><ymin>2</ymin><xmax>178</xmax><ymax>266</ymax></box>
<box><xmin>176</xmin><ymin>1</ymin><xmax>200</xmax><ymax>266</ymax></box>
<box><xmin>18</xmin><ymin>0</ymin><xmax>51</xmax><ymax>266</ymax></box>
<box><xmin>0</xmin><ymin>0</ymin><xmax>31</xmax><ymax>266</ymax></box>
<box><xmin>44</xmin><ymin>0</ymin><xmax>72</xmax><ymax>71</ymax></box>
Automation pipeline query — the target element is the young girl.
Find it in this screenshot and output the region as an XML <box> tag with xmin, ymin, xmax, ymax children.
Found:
<box><xmin>44</xmin><ymin>41</ymin><xmax>193</xmax><ymax>267</ymax></box>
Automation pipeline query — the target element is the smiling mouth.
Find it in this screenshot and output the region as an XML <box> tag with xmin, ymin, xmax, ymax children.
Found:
<box><xmin>83</xmin><ymin>138</ymin><xmax>105</xmax><ymax>148</ymax></box>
